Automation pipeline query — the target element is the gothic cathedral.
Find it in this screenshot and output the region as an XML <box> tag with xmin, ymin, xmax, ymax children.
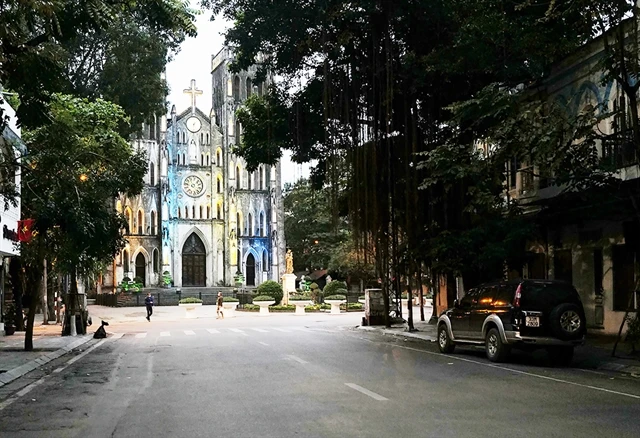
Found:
<box><xmin>104</xmin><ymin>48</ymin><xmax>286</xmax><ymax>290</ymax></box>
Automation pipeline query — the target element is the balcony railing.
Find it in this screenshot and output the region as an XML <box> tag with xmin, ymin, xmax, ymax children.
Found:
<box><xmin>602</xmin><ymin>130</ymin><xmax>638</xmax><ymax>169</ymax></box>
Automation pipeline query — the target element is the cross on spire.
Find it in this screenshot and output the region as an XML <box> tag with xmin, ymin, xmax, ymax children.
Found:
<box><xmin>183</xmin><ymin>79</ymin><xmax>203</xmax><ymax>114</ymax></box>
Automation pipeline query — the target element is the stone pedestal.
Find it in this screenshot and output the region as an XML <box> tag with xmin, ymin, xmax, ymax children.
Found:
<box><xmin>281</xmin><ymin>273</ymin><xmax>296</xmax><ymax>306</ymax></box>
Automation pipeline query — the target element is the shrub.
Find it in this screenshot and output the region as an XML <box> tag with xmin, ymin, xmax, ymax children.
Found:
<box><xmin>336</xmin><ymin>288</ymin><xmax>348</xmax><ymax>295</ymax></box>
<box><xmin>179</xmin><ymin>297</ymin><xmax>203</xmax><ymax>304</ymax></box>
<box><xmin>310</xmin><ymin>282</ymin><xmax>319</xmax><ymax>290</ymax></box>
<box><xmin>319</xmin><ymin>303</ymin><xmax>331</xmax><ymax>310</ymax></box>
<box><xmin>242</xmin><ymin>304</ymin><xmax>260</xmax><ymax>311</ymax></box>
<box><xmin>253</xmin><ymin>295</ymin><xmax>276</xmax><ymax>302</ymax></box>
<box><xmin>269</xmin><ymin>304</ymin><xmax>295</xmax><ymax>312</ymax></box>
<box><xmin>222</xmin><ymin>296</ymin><xmax>239</xmax><ymax>302</ymax></box>
<box><xmin>343</xmin><ymin>303</ymin><xmax>363</xmax><ymax>310</ymax></box>
<box><xmin>256</xmin><ymin>280</ymin><xmax>283</xmax><ymax>304</ymax></box>
<box><xmin>134</xmin><ymin>276</ymin><xmax>143</xmax><ymax>284</ymax></box>
<box><xmin>323</xmin><ymin>280</ymin><xmax>347</xmax><ymax>297</ymax></box>
<box><xmin>289</xmin><ymin>292</ymin><xmax>311</xmax><ymax>301</ymax></box>
<box><xmin>305</xmin><ymin>304</ymin><xmax>321</xmax><ymax>312</ymax></box>
<box><xmin>626</xmin><ymin>315</ymin><xmax>640</xmax><ymax>352</ymax></box>
<box><xmin>324</xmin><ymin>294</ymin><xmax>346</xmax><ymax>301</ymax></box>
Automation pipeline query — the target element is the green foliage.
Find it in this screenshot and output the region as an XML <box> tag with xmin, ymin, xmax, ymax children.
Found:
<box><xmin>289</xmin><ymin>293</ymin><xmax>311</xmax><ymax>301</ymax></box>
<box><xmin>256</xmin><ymin>280</ymin><xmax>283</xmax><ymax>304</ymax></box>
<box><xmin>3</xmin><ymin>303</ymin><xmax>17</xmax><ymax>326</ymax></box>
<box><xmin>179</xmin><ymin>297</ymin><xmax>202</xmax><ymax>304</ymax></box>
<box><xmin>21</xmin><ymin>94</ymin><xmax>146</xmax><ymax>287</ymax></box>
<box><xmin>162</xmin><ymin>271</ymin><xmax>172</xmax><ymax>286</ymax></box>
<box><xmin>252</xmin><ymin>295</ymin><xmax>276</xmax><ymax>302</ymax></box>
<box><xmin>324</xmin><ymin>294</ymin><xmax>346</xmax><ymax>301</ymax></box>
<box><xmin>304</xmin><ymin>304</ymin><xmax>321</xmax><ymax>312</ymax></box>
<box><xmin>222</xmin><ymin>296</ymin><xmax>239</xmax><ymax>302</ymax></box>
<box><xmin>269</xmin><ymin>304</ymin><xmax>296</xmax><ymax>312</ymax></box>
<box><xmin>323</xmin><ymin>281</ymin><xmax>348</xmax><ymax>297</ymax></box>
<box><xmin>242</xmin><ymin>304</ymin><xmax>260</xmax><ymax>311</ymax></box>
<box><xmin>310</xmin><ymin>282</ymin><xmax>319</xmax><ymax>290</ymax></box>
<box><xmin>341</xmin><ymin>303</ymin><xmax>363</xmax><ymax>310</ymax></box>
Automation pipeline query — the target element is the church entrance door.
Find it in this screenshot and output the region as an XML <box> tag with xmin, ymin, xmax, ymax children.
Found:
<box><xmin>246</xmin><ymin>253</ymin><xmax>256</xmax><ymax>286</ymax></box>
<box><xmin>182</xmin><ymin>233</ymin><xmax>206</xmax><ymax>286</ymax></box>
<box><xmin>135</xmin><ymin>253</ymin><xmax>146</xmax><ymax>286</ymax></box>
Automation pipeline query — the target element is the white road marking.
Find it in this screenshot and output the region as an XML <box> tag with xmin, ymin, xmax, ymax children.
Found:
<box><xmin>135</xmin><ymin>333</ymin><xmax>147</xmax><ymax>339</ymax></box>
<box><xmin>387</xmin><ymin>343</ymin><xmax>640</xmax><ymax>400</ymax></box>
<box><xmin>273</xmin><ymin>328</ymin><xmax>291</xmax><ymax>333</ymax></box>
<box><xmin>286</xmin><ymin>355</ymin><xmax>308</xmax><ymax>364</ymax></box>
<box><xmin>252</xmin><ymin>328</ymin><xmax>268</xmax><ymax>333</ymax></box>
<box><xmin>229</xmin><ymin>328</ymin><xmax>244</xmax><ymax>333</ymax></box>
<box><xmin>160</xmin><ymin>332</ymin><xmax>170</xmax><ymax>337</ymax></box>
<box><xmin>207</xmin><ymin>328</ymin><xmax>220</xmax><ymax>334</ymax></box>
<box><xmin>110</xmin><ymin>333</ymin><xmax>124</xmax><ymax>339</ymax></box>
<box><xmin>345</xmin><ymin>383</ymin><xmax>388</xmax><ymax>401</ymax></box>
<box><xmin>184</xmin><ymin>330</ymin><xmax>196</xmax><ymax>336</ymax></box>
<box><xmin>259</xmin><ymin>342</ymin><xmax>269</xmax><ymax>346</ymax></box>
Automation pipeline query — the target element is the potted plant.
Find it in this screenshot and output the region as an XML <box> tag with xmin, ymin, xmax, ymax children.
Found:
<box><xmin>222</xmin><ymin>296</ymin><xmax>240</xmax><ymax>317</ymax></box>
<box><xmin>3</xmin><ymin>303</ymin><xmax>16</xmax><ymax>336</ymax></box>
<box><xmin>252</xmin><ymin>295</ymin><xmax>276</xmax><ymax>315</ymax></box>
<box><xmin>178</xmin><ymin>297</ymin><xmax>203</xmax><ymax>318</ymax></box>
<box><xmin>289</xmin><ymin>292</ymin><xmax>312</xmax><ymax>315</ymax></box>
<box><xmin>324</xmin><ymin>293</ymin><xmax>347</xmax><ymax>315</ymax></box>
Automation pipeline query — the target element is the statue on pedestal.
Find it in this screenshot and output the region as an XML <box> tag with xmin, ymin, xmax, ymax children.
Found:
<box><xmin>285</xmin><ymin>249</ymin><xmax>294</xmax><ymax>274</ymax></box>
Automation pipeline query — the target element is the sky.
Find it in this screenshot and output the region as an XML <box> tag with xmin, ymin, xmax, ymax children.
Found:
<box><xmin>165</xmin><ymin>8</ymin><xmax>309</xmax><ymax>186</ymax></box>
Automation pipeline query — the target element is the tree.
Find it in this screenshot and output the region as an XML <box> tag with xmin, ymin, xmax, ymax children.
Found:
<box><xmin>0</xmin><ymin>0</ymin><xmax>197</xmax><ymax>132</ymax></box>
<box><xmin>17</xmin><ymin>94</ymin><xmax>146</xmax><ymax>349</ymax></box>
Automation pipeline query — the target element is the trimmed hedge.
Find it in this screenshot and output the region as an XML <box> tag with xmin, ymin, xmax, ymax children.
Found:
<box><xmin>256</xmin><ymin>280</ymin><xmax>284</xmax><ymax>304</ymax></box>
<box><xmin>222</xmin><ymin>296</ymin><xmax>239</xmax><ymax>302</ymax></box>
<box><xmin>269</xmin><ymin>304</ymin><xmax>295</xmax><ymax>312</ymax></box>
<box><xmin>179</xmin><ymin>297</ymin><xmax>202</xmax><ymax>304</ymax></box>
<box><xmin>323</xmin><ymin>280</ymin><xmax>347</xmax><ymax>297</ymax></box>
<box><xmin>253</xmin><ymin>295</ymin><xmax>276</xmax><ymax>302</ymax></box>
<box><xmin>324</xmin><ymin>294</ymin><xmax>346</xmax><ymax>300</ymax></box>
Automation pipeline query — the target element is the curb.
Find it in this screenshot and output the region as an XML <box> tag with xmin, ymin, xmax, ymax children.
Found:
<box><xmin>357</xmin><ymin>325</ymin><xmax>437</xmax><ymax>342</ymax></box>
<box><xmin>0</xmin><ymin>335</ymin><xmax>93</xmax><ymax>388</ymax></box>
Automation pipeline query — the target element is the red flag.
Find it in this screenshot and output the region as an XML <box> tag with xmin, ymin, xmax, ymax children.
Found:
<box><xmin>18</xmin><ymin>219</ymin><xmax>34</xmax><ymax>242</ymax></box>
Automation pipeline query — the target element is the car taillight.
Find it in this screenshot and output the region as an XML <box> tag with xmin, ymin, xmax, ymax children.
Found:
<box><xmin>513</xmin><ymin>284</ymin><xmax>522</xmax><ymax>308</ymax></box>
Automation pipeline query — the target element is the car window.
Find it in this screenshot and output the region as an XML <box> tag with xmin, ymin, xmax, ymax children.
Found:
<box><xmin>493</xmin><ymin>285</ymin><xmax>515</xmax><ymax>307</ymax></box>
<box><xmin>522</xmin><ymin>282</ymin><xmax>577</xmax><ymax>307</ymax></box>
<box><xmin>477</xmin><ymin>287</ymin><xmax>496</xmax><ymax>307</ymax></box>
<box><xmin>459</xmin><ymin>289</ymin><xmax>478</xmax><ymax>308</ymax></box>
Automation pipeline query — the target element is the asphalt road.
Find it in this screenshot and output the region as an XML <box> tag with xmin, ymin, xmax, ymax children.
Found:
<box><xmin>1</xmin><ymin>313</ymin><xmax>639</xmax><ymax>438</ymax></box>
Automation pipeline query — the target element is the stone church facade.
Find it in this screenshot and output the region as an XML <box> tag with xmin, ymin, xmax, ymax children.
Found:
<box><xmin>103</xmin><ymin>49</ymin><xmax>286</xmax><ymax>290</ymax></box>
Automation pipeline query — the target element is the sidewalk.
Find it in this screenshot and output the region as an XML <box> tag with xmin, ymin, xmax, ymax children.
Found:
<box><xmin>0</xmin><ymin>321</ymin><xmax>93</xmax><ymax>388</ymax></box>
<box><xmin>358</xmin><ymin>318</ymin><xmax>640</xmax><ymax>377</ymax></box>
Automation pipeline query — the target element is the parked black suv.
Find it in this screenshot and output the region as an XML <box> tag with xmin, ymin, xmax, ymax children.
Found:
<box><xmin>437</xmin><ymin>279</ymin><xmax>586</xmax><ymax>365</ymax></box>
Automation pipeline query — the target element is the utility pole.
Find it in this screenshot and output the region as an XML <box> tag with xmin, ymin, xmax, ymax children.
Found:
<box><xmin>42</xmin><ymin>258</ymin><xmax>48</xmax><ymax>324</ymax></box>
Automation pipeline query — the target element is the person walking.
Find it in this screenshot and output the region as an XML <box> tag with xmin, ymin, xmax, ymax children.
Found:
<box><xmin>216</xmin><ymin>292</ymin><xmax>224</xmax><ymax>319</ymax></box>
<box><xmin>145</xmin><ymin>292</ymin><xmax>154</xmax><ymax>321</ymax></box>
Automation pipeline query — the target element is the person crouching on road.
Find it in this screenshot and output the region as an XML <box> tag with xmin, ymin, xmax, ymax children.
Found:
<box><xmin>145</xmin><ymin>292</ymin><xmax>154</xmax><ymax>322</ymax></box>
<box><xmin>216</xmin><ymin>292</ymin><xmax>224</xmax><ymax>319</ymax></box>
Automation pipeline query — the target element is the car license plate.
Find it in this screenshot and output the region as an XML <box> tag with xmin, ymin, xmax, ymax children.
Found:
<box><xmin>525</xmin><ymin>316</ymin><xmax>540</xmax><ymax>327</ymax></box>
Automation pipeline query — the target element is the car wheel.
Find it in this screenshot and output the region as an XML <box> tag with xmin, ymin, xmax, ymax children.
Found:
<box><xmin>549</xmin><ymin>303</ymin><xmax>585</xmax><ymax>341</ymax></box>
<box><xmin>547</xmin><ymin>346</ymin><xmax>574</xmax><ymax>367</ymax></box>
<box><xmin>485</xmin><ymin>327</ymin><xmax>511</xmax><ymax>363</ymax></box>
<box><xmin>437</xmin><ymin>324</ymin><xmax>455</xmax><ymax>354</ymax></box>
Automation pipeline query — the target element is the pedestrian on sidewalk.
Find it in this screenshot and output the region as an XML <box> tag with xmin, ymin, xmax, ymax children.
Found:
<box><xmin>216</xmin><ymin>292</ymin><xmax>224</xmax><ymax>319</ymax></box>
<box><xmin>145</xmin><ymin>292</ymin><xmax>154</xmax><ymax>322</ymax></box>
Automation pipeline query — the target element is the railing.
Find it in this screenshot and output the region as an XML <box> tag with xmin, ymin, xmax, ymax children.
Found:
<box><xmin>602</xmin><ymin>130</ymin><xmax>637</xmax><ymax>169</ymax></box>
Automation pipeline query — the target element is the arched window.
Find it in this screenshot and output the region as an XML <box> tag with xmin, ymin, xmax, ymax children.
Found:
<box><xmin>235</xmin><ymin>120</ymin><xmax>241</xmax><ymax>142</ymax></box>
<box><xmin>259</xmin><ymin>212</ymin><xmax>265</xmax><ymax>237</ymax></box>
<box><xmin>200</xmin><ymin>133</ymin><xmax>204</xmax><ymax>145</ymax></box>
<box><xmin>125</xmin><ymin>208</ymin><xmax>132</xmax><ymax>234</ymax></box>
<box><xmin>246</xmin><ymin>77</ymin><xmax>252</xmax><ymax>98</ymax></box>
<box><xmin>185</xmin><ymin>206</ymin><xmax>189</xmax><ymax>219</ymax></box>
<box><xmin>233</xmin><ymin>76</ymin><xmax>240</xmax><ymax>100</ymax></box>
<box><xmin>217</xmin><ymin>176</ymin><xmax>222</xmax><ymax>193</ymax></box>
<box><xmin>182</xmin><ymin>153</ymin><xmax>186</xmax><ymax>165</ymax></box>
<box><xmin>262</xmin><ymin>250</ymin><xmax>268</xmax><ymax>270</ymax></box>
<box><xmin>182</xmin><ymin>132</ymin><xmax>186</xmax><ymax>143</ymax></box>
<box><xmin>216</xmin><ymin>149</ymin><xmax>222</xmax><ymax>165</ymax></box>
<box><xmin>237</xmin><ymin>249</ymin><xmax>241</xmax><ymax>270</ymax></box>
<box><xmin>244</xmin><ymin>169</ymin><xmax>249</xmax><ymax>189</ymax></box>
<box><xmin>248</xmin><ymin>172</ymin><xmax>253</xmax><ymax>190</ymax></box>
<box><xmin>237</xmin><ymin>212</ymin><xmax>242</xmax><ymax>237</ymax></box>
<box><xmin>199</xmin><ymin>205</ymin><xmax>203</xmax><ymax>219</ymax></box>
<box><xmin>248</xmin><ymin>213</ymin><xmax>253</xmax><ymax>236</ymax></box>
<box><xmin>260</xmin><ymin>166</ymin><xmax>264</xmax><ymax>190</ymax></box>
<box><xmin>206</xmin><ymin>133</ymin><xmax>210</xmax><ymax>145</ymax></box>
<box><xmin>254</xmin><ymin>171</ymin><xmax>260</xmax><ymax>190</ymax></box>
<box><xmin>177</xmin><ymin>154</ymin><xmax>180</xmax><ymax>166</ymax></box>
<box><xmin>150</xmin><ymin>162</ymin><xmax>155</xmax><ymax>185</ymax></box>
<box><xmin>178</xmin><ymin>207</ymin><xmax>182</xmax><ymax>219</ymax></box>
<box><xmin>206</xmin><ymin>153</ymin><xmax>210</xmax><ymax>166</ymax></box>
<box><xmin>192</xmin><ymin>205</ymin><xmax>196</xmax><ymax>218</ymax></box>
<box><xmin>217</xmin><ymin>203</ymin><xmax>222</xmax><ymax>219</ymax></box>
<box><xmin>151</xmin><ymin>211</ymin><xmax>156</xmax><ymax>235</ymax></box>
<box><xmin>137</xmin><ymin>210</ymin><xmax>143</xmax><ymax>234</ymax></box>
<box><xmin>153</xmin><ymin>248</ymin><xmax>159</xmax><ymax>273</ymax></box>
<box><xmin>201</xmin><ymin>153</ymin><xmax>204</xmax><ymax>166</ymax></box>
<box><xmin>207</xmin><ymin>205</ymin><xmax>211</xmax><ymax>219</ymax></box>
<box><xmin>123</xmin><ymin>250</ymin><xmax>129</xmax><ymax>271</ymax></box>
<box><xmin>236</xmin><ymin>166</ymin><xmax>241</xmax><ymax>189</ymax></box>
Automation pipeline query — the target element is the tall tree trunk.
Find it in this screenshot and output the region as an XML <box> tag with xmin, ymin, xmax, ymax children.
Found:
<box><xmin>42</xmin><ymin>258</ymin><xmax>48</xmax><ymax>324</ymax></box>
